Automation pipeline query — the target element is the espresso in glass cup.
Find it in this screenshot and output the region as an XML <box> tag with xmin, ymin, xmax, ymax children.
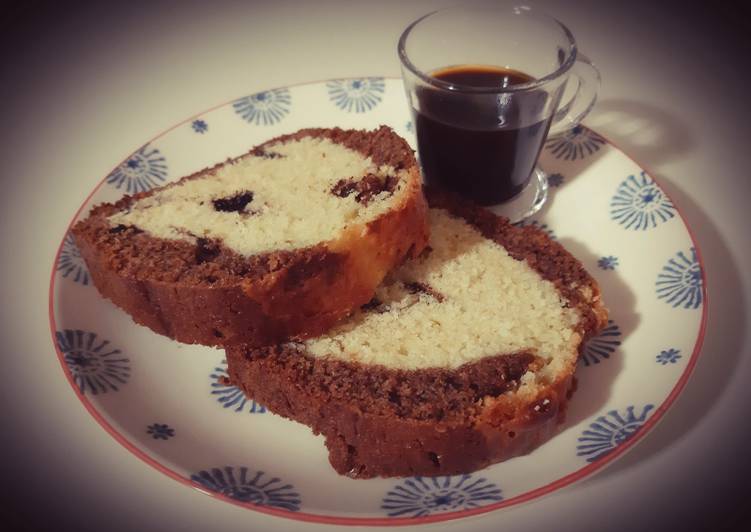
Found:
<box><xmin>398</xmin><ymin>6</ymin><xmax>600</xmax><ymax>221</ymax></box>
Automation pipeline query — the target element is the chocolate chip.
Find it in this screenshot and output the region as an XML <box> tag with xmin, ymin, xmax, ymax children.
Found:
<box><xmin>330</xmin><ymin>173</ymin><xmax>399</xmax><ymax>205</ymax></box>
<box><xmin>195</xmin><ymin>238</ymin><xmax>220</xmax><ymax>264</ymax></box>
<box><xmin>427</xmin><ymin>452</ymin><xmax>441</xmax><ymax>467</ymax></box>
<box><xmin>331</xmin><ymin>179</ymin><xmax>358</xmax><ymax>199</ymax></box>
<box><xmin>387</xmin><ymin>390</ymin><xmax>401</xmax><ymax>405</ymax></box>
<box><xmin>212</xmin><ymin>191</ymin><xmax>254</xmax><ymax>213</ymax></box>
<box><xmin>108</xmin><ymin>224</ymin><xmax>142</xmax><ymax>234</ymax></box>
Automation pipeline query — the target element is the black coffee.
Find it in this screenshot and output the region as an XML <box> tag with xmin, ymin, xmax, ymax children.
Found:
<box><xmin>414</xmin><ymin>65</ymin><xmax>552</xmax><ymax>205</ymax></box>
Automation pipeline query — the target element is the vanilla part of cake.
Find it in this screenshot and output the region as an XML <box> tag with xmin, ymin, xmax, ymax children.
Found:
<box><xmin>108</xmin><ymin>136</ymin><xmax>408</xmax><ymax>256</ymax></box>
<box><xmin>305</xmin><ymin>208</ymin><xmax>581</xmax><ymax>373</ymax></box>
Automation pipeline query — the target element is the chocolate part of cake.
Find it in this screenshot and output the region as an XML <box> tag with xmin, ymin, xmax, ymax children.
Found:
<box><xmin>227</xmin><ymin>343</ymin><xmax>563</xmax><ymax>477</ymax></box>
<box><xmin>71</xmin><ymin>126</ymin><xmax>429</xmax><ymax>347</ymax></box>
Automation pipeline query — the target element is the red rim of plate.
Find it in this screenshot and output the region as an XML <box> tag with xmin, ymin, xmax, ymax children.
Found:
<box><xmin>47</xmin><ymin>77</ymin><xmax>708</xmax><ymax>526</ymax></box>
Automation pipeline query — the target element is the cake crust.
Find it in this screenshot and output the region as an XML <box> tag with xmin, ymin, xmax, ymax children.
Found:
<box><xmin>226</xmin><ymin>188</ymin><xmax>608</xmax><ymax>477</ymax></box>
<box><xmin>72</xmin><ymin>126</ymin><xmax>429</xmax><ymax>347</ymax></box>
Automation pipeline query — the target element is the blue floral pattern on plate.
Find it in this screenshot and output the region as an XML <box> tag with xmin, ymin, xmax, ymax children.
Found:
<box><xmin>576</xmin><ymin>405</ymin><xmax>654</xmax><ymax>462</ymax></box>
<box><xmin>191</xmin><ymin>467</ymin><xmax>300</xmax><ymax>511</ymax></box>
<box><xmin>545</xmin><ymin>126</ymin><xmax>605</xmax><ymax>160</ymax></box>
<box><xmin>106</xmin><ymin>144</ymin><xmax>168</xmax><ymax>193</ymax></box>
<box><xmin>192</xmin><ymin>119</ymin><xmax>208</xmax><ymax>133</ymax></box>
<box><xmin>147</xmin><ymin>423</ymin><xmax>175</xmax><ymax>440</ymax></box>
<box><xmin>57</xmin><ymin>232</ymin><xmax>90</xmax><ymax>285</ymax></box>
<box><xmin>234</xmin><ymin>88</ymin><xmax>291</xmax><ymax>125</ymax></box>
<box><xmin>656</xmin><ymin>248</ymin><xmax>703</xmax><ymax>309</ymax></box>
<box><xmin>597</xmin><ymin>255</ymin><xmax>619</xmax><ymax>270</ymax></box>
<box><xmin>56</xmin><ymin>329</ymin><xmax>130</xmax><ymax>395</ymax></box>
<box><xmin>210</xmin><ymin>361</ymin><xmax>267</xmax><ymax>413</ymax></box>
<box><xmin>580</xmin><ymin>320</ymin><xmax>621</xmax><ymax>366</ymax></box>
<box><xmin>381</xmin><ymin>475</ymin><xmax>502</xmax><ymax>517</ymax></box>
<box><xmin>610</xmin><ymin>171</ymin><xmax>676</xmax><ymax>230</ymax></box>
<box><xmin>656</xmin><ymin>348</ymin><xmax>682</xmax><ymax>365</ymax></box>
<box><xmin>327</xmin><ymin>78</ymin><xmax>385</xmax><ymax>113</ymax></box>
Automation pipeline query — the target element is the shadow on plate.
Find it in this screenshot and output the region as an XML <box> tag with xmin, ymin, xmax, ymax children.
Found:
<box><xmin>536</xmin><ymin>98</ymin><xmax>696</xmax><ymax>199</ymax></box>
<box><xmin>557</xmin><ymin>236</ymin><xmax>639</xmax><ymax>430</ymax></box>
<box><xmin>587</xmin><ymin>99</ymin><xmax>696</xmax><ymax>170</ymax></box>
<box><xmin>581</xmin><ymin>176</ymin><xmax>746</xmax><ymax>482</ymax></box>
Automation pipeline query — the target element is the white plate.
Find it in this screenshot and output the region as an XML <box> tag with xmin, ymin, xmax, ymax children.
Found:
<box><xmin>49</xmin><ymin>78</ymin><xmax>706</xmax><ymax>525</ymax></box>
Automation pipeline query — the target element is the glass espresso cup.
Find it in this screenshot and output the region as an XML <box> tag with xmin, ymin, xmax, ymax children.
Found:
<box><xmin>398</xmin><ymin>5</ymin><xmax>600</xmax><ymax>221</ymax></box>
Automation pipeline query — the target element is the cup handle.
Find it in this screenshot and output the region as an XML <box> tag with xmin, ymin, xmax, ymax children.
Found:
<box><xmin>548</xmin><ymin>54</ymin><xmax>601</xmax><ymax>136</ymax></box>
